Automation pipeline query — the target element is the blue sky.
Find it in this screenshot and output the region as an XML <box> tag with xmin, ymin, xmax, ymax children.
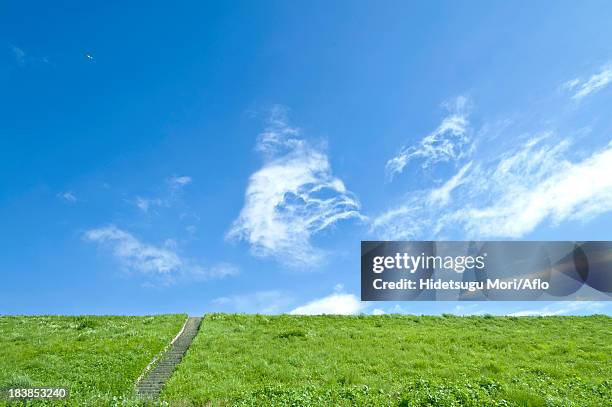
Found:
<box><xmin>1</xmin><ymin>1</ymin><xmax>611</xmax><ymax>316</ymax></box>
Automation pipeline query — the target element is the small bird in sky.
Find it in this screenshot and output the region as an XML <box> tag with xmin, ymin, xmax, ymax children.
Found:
<box><xmin>85</xmin><ymin>53</ymin><xmax>94</xmax><ymax>61</ymax></box>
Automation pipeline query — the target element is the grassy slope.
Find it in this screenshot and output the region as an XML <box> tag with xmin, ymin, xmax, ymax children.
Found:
<box><xmin>0</xmin><ymin>314</ymin><xmax>186</xmax><ymax>406</ymax></box>
<box><xmin>163</xmin><ymin>314</ymin><xmax>611</xmax><ymax>406</ymax></box>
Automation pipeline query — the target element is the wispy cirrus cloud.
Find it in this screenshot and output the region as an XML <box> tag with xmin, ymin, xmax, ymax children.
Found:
<box><xmin>167</xmin><ymin>175</ymin><xmax>192</xmax><ymax>189</ymax></box>
<box><xmin>10</xmin><ymin>45</ymin><xmax>50</xmax><ymax>66</ymax></box>
<box><xmin>228</xmin><ymin>106</ymin><xmax>363</xmax><ymax>267</ymax></box>
<box><xmin>452</xmin><ymin>138</ymin><xmax>612</xmax><ymax>237</ymax></box>
<box><xmin>134</xmin><ymin>196</ymin><xmax>164</xmax><ymax>213</ymax></box>
<box><xmin>132</xmin><ymin>175</ymin><xmax>192</xmax><ymax>213</ymax></box>
<box><xmin>564</xmin><ymin>63</ymin><xmax>612</xmax><ymax>101</ymax></box>
<box><xmin>12</xmin><ymin>45</ymin><xmax>25</xmax><ymax>65</ymax></box>
<box><xmin>84</xmin><ymin>225</ymin><xmax>237</xmax><ymax>285</ymax></box>
<box><xmin>57</xmin><ymin>191</ymin><xmax>77</xmax><ymax>203</ymax></box>
<box><xmin>385</xmin><ymin>96</ymin><xmax>472</xmax><ymax>180</ymax></box>
<box><xmin>255</xmin><ymin>106</ymin><xmax>303</xmax><ymax>157</ymax></box>
<box><xmin>375</xmin><ymin>61</ymin><xmax>612</xmax><ymax>240</ymax></box>
<box><xmin>374</xmin><ymin>134</ymin><xmax>612</xmax><ymax>240</ymax></box>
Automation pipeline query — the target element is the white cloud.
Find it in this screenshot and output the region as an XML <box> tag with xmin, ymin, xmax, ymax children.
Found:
<box><xmin>168</xmin><ymin>176</ymin><xmax>192</xmax><ymax>189</ymax></box>
<box><xmin>561</xmin><ymin>78</ymin><xmax>580</xmax><ymax>91</ymax></box>
<box><xmin>132</xmin><ymin>175</ymin><xmax>192</xmax><ymax>213</ymax></box>
<box><xmin>458</xmin><ymin>139</ymin><xmax>612</xmax><ymax>237</ymax></box>
<box><xmin>228</xmin><ymin>106</ymin><xmax>362</xmax><ymax>267</ymax></box>
<box><xmin>85</xmin><ymin>226</ymin><xmax>181</xmax><ymax>275</ymax></box>
<box><xmin>208</xmin><ymin>262</ymin><xmax>239</xmax><ymax>278</ymax></box>
<box><xmin>372</xmin><ymin>308</ymin><xmax>386</xmax><ymax>315</ymax></box>
<box><xmin>255</xmin><ymin>105</ymin><xmax>303</xmax><ymax>157</ymax></box>
<box><xmin>135</xmin><ymin>196</ymin><xmax>164</xmax><ymax>213</ymax></box>
<box><xmin>12</xmin><ymin>46</ymin><xmax>25</xmax><ymax>65</ymax></box>
<box><xmin>290</xmin><ymin>291</ymin><xmax>365</xmax><ymax>315</ymax></box>
<box><xmin>374</xmin><ymin>135</ymin><xmax>612</xmax><ymax>239</ymax></box>
<box><xmin>10</xmin><ymin>45</ymin><xmax>50</xmax><ymax>66</ymax></box>
<box><xmin>376</xmin><ymin>77</ymin><xmax>612</xmax><ymax>240</ymax></box>
<box><xmin>428</xmin><ymin>161</ymin><xmax>473</xmax><ymax>205</ymax></box>
<box><xmin>58</xmin><ymin>191</ymin><xmax>77</xmax><ymax>203</ymax></box>
<box><xmin>386</xmin><ymin>96</ymin><xmax>472</xmax><ymax>180</ymax></box>
<box><xmin>212</xmin><ymin>290</ymin><xmax>293</xmax><ymax>314</ymax></box>
<box><xmin>570</xmin><ymin>65</ymin><xmax>612</xmax><ymax>100</ymax></box>
<box><xmin>508</xmin><ymin>301</ymin><xmax>606</xmax><ymax>317</ymax></box>
<box><xmin>84</xmin><ymin>225</ymin><xmax>236</xmax><ymax>284</ymax></box>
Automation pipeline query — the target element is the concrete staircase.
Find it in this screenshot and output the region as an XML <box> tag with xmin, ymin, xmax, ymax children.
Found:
<box><xmin>135</xmin><ymin>316</ymin><xmax>202</xmax><ymax>399</ymax></box>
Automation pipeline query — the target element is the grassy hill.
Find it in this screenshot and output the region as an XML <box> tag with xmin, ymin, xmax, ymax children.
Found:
<box><xmin>0</xmin><ymin>314</ymin><xmax>186</xmax><ymax>405</ymax></box>
<box><xmin>1</xmin><ymin>314</ymin><xmax>610</xmax><ymax>406</ymax></box>
<box><xmin>162</xmin><ymin>314</ymin><xmax>611</xmax><ymax>406</ymax></box>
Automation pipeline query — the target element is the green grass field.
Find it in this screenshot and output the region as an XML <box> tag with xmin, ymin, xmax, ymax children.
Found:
<box><xmin>1</xmin><ymin>314</ymin><xmax>610</xmax><ymax>406</ymax></box>
<box><xmin>162</xmin><ymin>314</ymin><xmax>611</xmax><ymax>406</ymax></box>
<box><xmin>0</xmin><ymin>314</ymin><xmax>186</xmax><ymax>406</ymax></box>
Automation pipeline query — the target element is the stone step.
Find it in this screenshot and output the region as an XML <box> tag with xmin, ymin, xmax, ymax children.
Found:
<box><xmin>134</xmin><ymin>316</ymin><xmax>202</xmax><ymax>400</ymax></box>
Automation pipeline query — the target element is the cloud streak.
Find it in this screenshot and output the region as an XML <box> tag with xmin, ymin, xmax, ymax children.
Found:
<box><xmin>385</xmin><ymin>96</ymin><xmax>472</xmax><ymax>180</ymax></box>
<box><xmin>84</xmin><ymin>225</ymin><xmax>237</xmax><ymax>285</ymax></box>
<box><xmin>57</xmin><ymin>191</ymin><xmax>77</xmax><ymax>203</ymax></box>
<box><xmin>135</xmin><ymin>196</ymin><xmax>164</xmax><ymax>213</ymax></box>
<box><xmin>168</xmin><ymin>176</ymin><xmax>192</xmax><ymax>189</ymax></box>
<box><xmin>10</xmin><ymin>45</ymin><xmax>50</xmax><ymax>66</ymax></box>
<box><xmin>228</xmin><ymin>106</ymin><xmax>362</xmax><ymax>267</ymax></box>
<box><xmin>374</xmin><ymin>134</ymin><xmax>612</xmax><ymax>240</ymax></box>
<box><xmin>132</xmin><ymin>175</ymin><xmax>192</xmax><ymax>213</ymax></box>
<box><xmin>12</xmin><ymin>46</ymin><xmax>25</xmax><ymax>65</ymax></box>
<box><xmin>375</xmin><ymin>67</ymin><xmax>612</xmax><ymax>241</ymax></box>
<box><xmin>569</xmin><ymin>64</ymin><xmax>612</xmax><ymax>100</ymax></box>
